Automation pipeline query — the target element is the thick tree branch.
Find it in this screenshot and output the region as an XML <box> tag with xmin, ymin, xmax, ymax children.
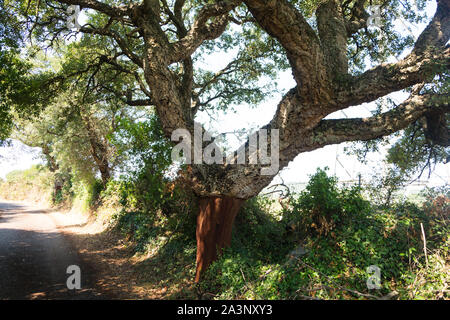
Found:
<box><xmin>50</xmin><ymin>0</ymin><xmax>131</xmax><ymax>18</ymax></box>
<box><xmin>344</xmin><ymin>0</ymin><xmax>370</xmax><ymax>36</ymax></box>
<box><xmin>308</xmin><ymin>93</ymin><xmax>449</xmax><ymax>149</ymax></box>
<box><xmin>143</xmin><ymin>0</ymin><xmax>160</xmax><ymax>20</ymax></box>
<box><xmin>413</xmin><ymin>0</ymin><xmax>450</xmax><ymax>55</ymax></box>
<box><xmin>80</xmin><ymin>25</ymin><xmax>143</xmax><ymax>68</ymax></box>
<box><xmin>243</xmin><ymin>0</ymin><xmax>330</xmax><ymax>100</ymax></box>
<box><xmin>336</xmin><ymin>0</ymin><xmax>450</xmax><ymax>109</ymax></box>
<box><xmin>338</xmin><ymin>47</ymin><xmax>450</xmax><ymax>107</ymax></box>
<box><xmin>316</xmin><ymin>0</ymin><xmax>348</xmax><ymax>75</ymax></box>
<box><xmin>213</xmin><ymin>91</ymin><xmax>448</xmax><ymax>199</ymax></box>
<box><xmin>169</xmin><ymin>0</ymin><xmax>241</xmax><ymax>64</ymax></box>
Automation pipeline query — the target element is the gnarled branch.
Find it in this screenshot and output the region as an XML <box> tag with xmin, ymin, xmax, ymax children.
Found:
<box><xmin>336</xmin><ymin>0</ymin><xmax>450</xmax><ymax>109</ymax></box>
<box><xmin>308</xmin><ymin>93</ymin><xmax>449</xmax><ymax>150</ymax></box>
<box><xmin>169</xmin><ymin>0</ymin><xmax>241</xmax><ymax>64</ymax></box>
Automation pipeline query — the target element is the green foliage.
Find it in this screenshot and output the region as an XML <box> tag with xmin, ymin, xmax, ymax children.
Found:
<box><xmin>0</xmin><ymin>1</ymin><xmax>29</xmax><ymax>141</ymax></box>
<box><xmin>232</xmin><ymin>196</ymin><xmax>290</xmax><ymax>263</ymax></box>
<box><xmin>0</xmin><ymin>52</ymin><xmax>24</xmax><ymax>140</ymax></box>
<box><xmin>110</xmin><ymin>115</ymin><xmax>175</xmax><ymax>214</ymax></box>
<box><xmin>112</xmin><ymin>115</ymin><xmax>171</xmax><ymax>178</ymax></box>
<box><xmin>88</xmin><ymin>179</ymin><xmax>105</xmax><ymax>206</ymax></box>
<box><xmin>1</xmin><ymin>0</ymin><xmax>448</xmax><ymax>300</ymax></box>
<box><xmin>0</xmin><ymin>165</ymin><xmax>54</xmax><ymax>202</ymax></box>
<box><xmin>11</xmin><ymin>61</ymin><xmax>129</xmax><ymax>189</ymax></box>
<box><xmin>201</xmin><ymin>169</ymin><xmax>449</xmax><ymax>300</ymax></box>
<box><xmin>0</xmin><ymin>2</ymin><xmax>59</xmax><ymax>141</ymax></box>
<box><xmin>112</xmin><ymin>181</ymin><xmax>197</xmax><ymax>253</ymax></box>
<box><xmin>284</xmin><ymin>168</ymin><xmax>371</xmax><ymax>237</ymax></box>
<box><xmin>108</xmin><ymin>114</ymin><xmax>197</xmax><ymax>252</ymax></box>
<box><xmin>346</xmin><ymin>72</ymin><xmax>449</xmax><ymax>206</ymax></box>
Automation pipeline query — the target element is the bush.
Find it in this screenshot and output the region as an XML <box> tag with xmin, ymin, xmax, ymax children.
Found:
<box><xmin>112</xmin><ymin>175</ymin><xmax>197</xmax><ymax>254</ymax></box>
<box><xmin>109</xmin><ymin>115</ymin><xmax>198</xmax><ymax>254</ymax></box>
<box><xmin>201</xmin><ymin>169</ymin><xmax>449</xmax><ymax>300</ymax></box>
<box><xmin>0</xmin><ymin>165</ymin><xmax>53</xmax><ymax>202</ymax></box>
<box><xmin>232</xmin><ymin>197</ymin><xmax>289</xmax><ymax>261</ymax></box>
<box><xmin>283</xmin><ymin>168</ymin><xmax>371</xmax><ymax>238</ymax></box>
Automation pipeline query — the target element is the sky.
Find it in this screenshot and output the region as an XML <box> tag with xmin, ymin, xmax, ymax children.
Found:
<box><xmin>0</xmin><ymin>1</ymin><xmax>448</xmax><ymax>190</ymax></box>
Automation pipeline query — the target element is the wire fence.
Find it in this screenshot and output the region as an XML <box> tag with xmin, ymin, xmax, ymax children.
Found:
<box><xmin>262</xmin><ymin>177</ymin><xmax>448</xmax><ymax>199</ymax></box>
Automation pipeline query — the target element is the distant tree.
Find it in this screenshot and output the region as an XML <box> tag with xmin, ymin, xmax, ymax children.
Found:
<box><xmin>13</xmin><ymin>87</ymin><xmax>126</xmax><ymax>188</ymax></box>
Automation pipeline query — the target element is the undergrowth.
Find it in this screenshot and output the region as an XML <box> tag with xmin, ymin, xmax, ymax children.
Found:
<box><xmin>1</xmin><ymin>166</ymin><xmax>448</xmax><ymax>300</ymax></box>
<box><xmin>199</xmin><ymin>169</ymin><xmax>449</xmax><ymax>300</ymax></box>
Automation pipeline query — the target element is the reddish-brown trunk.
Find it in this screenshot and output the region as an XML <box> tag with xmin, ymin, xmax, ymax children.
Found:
<box><xmin>195</xmin><ymin>196</ymin><xmax>245</xmax><ymax>282</ymax></box>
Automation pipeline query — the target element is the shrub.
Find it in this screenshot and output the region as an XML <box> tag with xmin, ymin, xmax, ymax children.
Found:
<box><xmin>283</xmin><ymin>167</ymin><xmax>371</xmax><ymax>238</ymax></box>
<box><xmin>0</xmin><ymin>165</ymin><xmax>53</xmax><ymax>202</ymax></box>
<box><xmin>112</xmin><ymin>175</ymin><xmax>197</xmax><ymax>254</ymax></box>
<box><xmin>201</xmin><ymin>169</ymin><xmax>449</xmax><ymax>300</ymax></box>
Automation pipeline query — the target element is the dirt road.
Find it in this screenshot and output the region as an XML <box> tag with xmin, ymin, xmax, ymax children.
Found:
<box><xmin>0</xmin><ymin>200</ymin><xmax>105</xmax><ymax>299</ymax></box>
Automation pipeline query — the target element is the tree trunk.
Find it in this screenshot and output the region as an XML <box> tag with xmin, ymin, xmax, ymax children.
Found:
<box><xmin>80</xmin><ymin>110</ymin><xmax>111</xmax><ymax>187</ymax></box>
<box><xmin>98</xmin><ymin>163</ymin><xmax>111</xmax><ymax>187</ymax></box>
<box><xmin>195</xmin><ymin>196</ymin><xmax>245</xmax><ymax>282</ymax></box>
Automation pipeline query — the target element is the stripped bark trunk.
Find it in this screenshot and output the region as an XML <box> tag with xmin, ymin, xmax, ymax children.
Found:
<box><xmin>195</xmin><ymin>196</ymin><xmax>245</xmax><ymax>282</ymax></box>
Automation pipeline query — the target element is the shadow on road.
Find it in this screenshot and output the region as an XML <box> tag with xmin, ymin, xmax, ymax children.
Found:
<box><xmin>0</xmin><ymin>201</ymin><xmax>107</xmax><ymax>300</ymax></box>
